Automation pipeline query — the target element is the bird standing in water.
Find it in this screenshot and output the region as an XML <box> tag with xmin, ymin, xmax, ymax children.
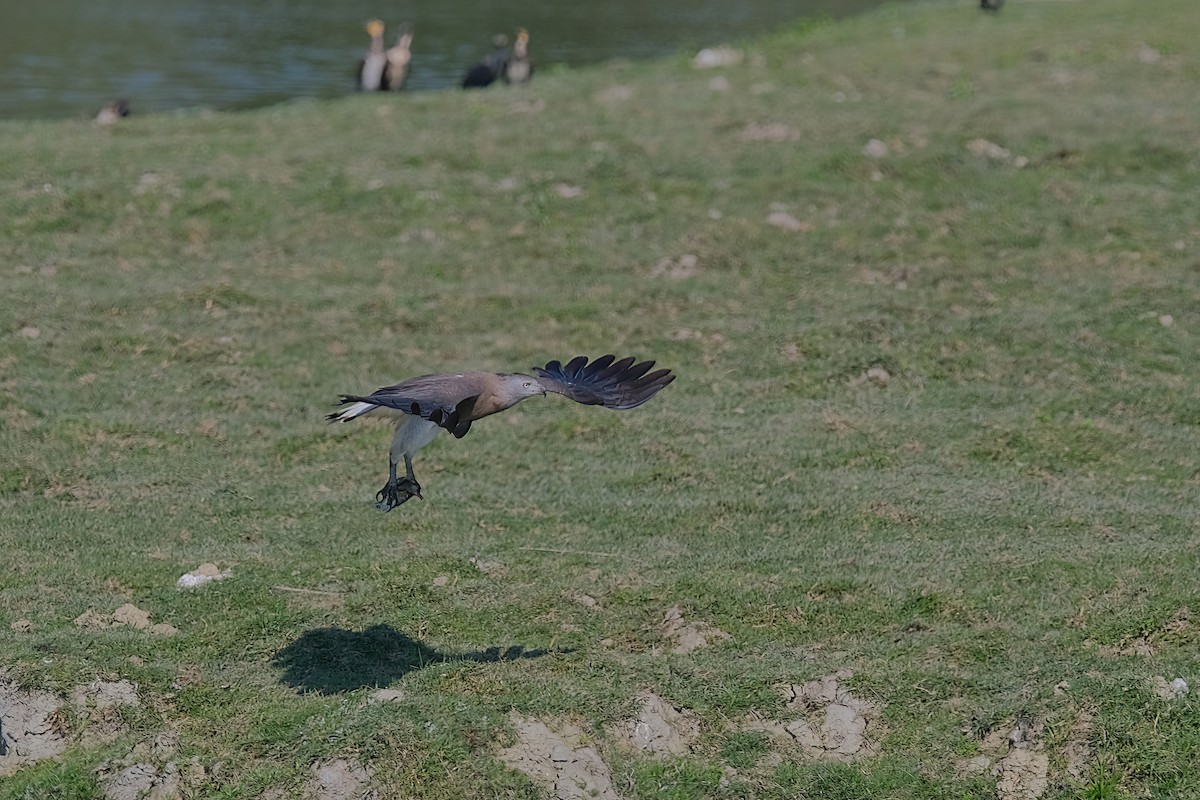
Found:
<box><xmin>462</xmin><ymin>33</ymin><xmax>510</xmax><ymax>88</ymax></box>
<box><xmin>95</xmin><ymin>99</ymin><xmax>131</xmax><ymax>125</ymax></box>
<box><xmin>329</xmin><ymin>355</ymin><xmax>675</xmax><ymax>510</ymax></box>
<box><xmin>384</xmin><ymin>23</ymin><xmax>414</xmax><ymax>90</ymax></box>
<box><xmin>358</xmin><ymin>19</ymin><xmax>387</xmax><ymax>91</ymax></box>
<box><xmin>504</xmin><ymin>28</ymin><xmax>533</xmax><ymax>85</ymax></box>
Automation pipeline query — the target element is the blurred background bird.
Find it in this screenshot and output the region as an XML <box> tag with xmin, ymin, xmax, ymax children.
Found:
<box><xmin>504</xmin><ymin>28</ymin><xmax>533</xmax><ymax>84</ymax></box>
<box><xmin>384</xmin><ymin>22</ymin><xmax>414</xmax><ymax>90</ymax></box>
<box><xmin>95</xmin><ymin>99</ymin><xmax>130</xmax><ymax>125</ymax></box>
<box><xmin>357</xmin><ymin>19</ymin><xmax>387</xmax><ymax>91</ymax></box>
<box><xmin>462</xmin><ymin>33</ymin><xmax>509</xmax><ymax>88</ymax></box>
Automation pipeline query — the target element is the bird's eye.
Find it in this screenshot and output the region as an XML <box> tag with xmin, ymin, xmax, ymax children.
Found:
<box><xmin>523</xmin><ymin>381</ymin><xmax>533</xmax><ymax>388</ymax></box>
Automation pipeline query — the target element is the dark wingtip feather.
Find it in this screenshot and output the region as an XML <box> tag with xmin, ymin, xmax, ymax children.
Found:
<box><xmin>534</xmin><ymin>354</ymin><xmax>675</xmax><ymax>410</ymax></box>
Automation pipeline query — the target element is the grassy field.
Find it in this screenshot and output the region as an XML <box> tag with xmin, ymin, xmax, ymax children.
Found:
<box><xmin>2</xmin><ymin>0</ymin><xmax>1199</xmax><ymax>797</ymax></box>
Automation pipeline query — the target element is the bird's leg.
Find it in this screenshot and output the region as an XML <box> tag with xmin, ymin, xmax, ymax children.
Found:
<box><xmin>375</xmin><ymin>456</ymin><xmax>421</xmax><ymax>511</ymax></box>
<box><xmin>402</xmin><ymin>454</ymin><xmax>423</xmax><ymax>499</ymax></box>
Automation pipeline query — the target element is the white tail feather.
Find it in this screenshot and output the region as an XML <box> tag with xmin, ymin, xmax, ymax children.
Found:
<box><xmin>330</xmin><ymin>401</ymin><xmax>379</xmax><ymax>423</ymax></box>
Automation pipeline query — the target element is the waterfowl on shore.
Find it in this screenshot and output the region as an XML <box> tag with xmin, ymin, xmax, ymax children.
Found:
<box><xmin>384</xmin><ymin>23</ymin><xmax>414</xmax><ymax>90</ymax></box>
<box><xmin>461</xmin><ymin>33</ymin><xmax>509</xmax><ymax>89</ymax></box>
<box><xmin>358</xmin><ymin>19</ymin><xmax>387</xmax><ymax>91</ymax></box>
<box><xmin>504</xmin><ymin>28</ymin><xmax>532</xmax><ymax>84</ymax></box>
<box><xmin>95</xmin><ymin>99</ymin><xmax>130</xmax><ymax>125</ymax></box>
<box><xmin>980</xmin><ymin>0</ymin><xmax>1005</xmax><ymax>10</ymax></box>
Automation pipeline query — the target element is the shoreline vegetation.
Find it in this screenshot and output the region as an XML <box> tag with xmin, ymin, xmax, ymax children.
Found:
<box><xmin>2</xmin><ymin>0</ymin><xmax>1199</xmax><ymax>797</ymax></box>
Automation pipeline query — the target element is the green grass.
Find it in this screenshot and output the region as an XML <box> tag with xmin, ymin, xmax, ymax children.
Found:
<box><xmin>3</xmin><ymin>0</ymin><xmax>1200</xmax><ymax>797</ymax></box>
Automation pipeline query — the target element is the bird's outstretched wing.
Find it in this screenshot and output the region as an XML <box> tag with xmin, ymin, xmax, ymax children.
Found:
<box><xmin>533</xmin><ymin>355</ymin><xmax>675</xmax><ymax>410</ymax></box>
<box><xmin>329</xmin><ymin>373</ymin><xmax>481</xmax><ymax>438</ymax></box>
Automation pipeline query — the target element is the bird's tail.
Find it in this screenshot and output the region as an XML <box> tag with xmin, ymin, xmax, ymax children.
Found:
<box><xmin>327</xmin><ymin>396</ymin><xmax>379</xmax><ymax>423</ymax></box>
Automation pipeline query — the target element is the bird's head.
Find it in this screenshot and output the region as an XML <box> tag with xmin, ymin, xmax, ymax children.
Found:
<box><xmin>513</xmin><ymin>28</ymin><xmax>529</xmax><ymax>57</ymax></box>
<box><xmin>366</xmin><ymin>19</ymin><xmax>384</xmax><ymax>38</ymax></box>
<box><xmin>500</xmin><ymin>373</ymin><xmax>547</xmax><ymax>406</ymax></box>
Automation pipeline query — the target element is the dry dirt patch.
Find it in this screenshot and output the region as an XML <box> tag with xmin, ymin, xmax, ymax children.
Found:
<box><xmin>101</xmin><ymin>762</ymin><xmax>179</xmax><ymax>800</ymax></box>
<box><xmin>960</xmin><ymin>711</ymin><xmax>1100</xmax><ymax>798</ymax></box>
<box><xmin>1149</xmin><ymin>675</ymin><xmax>1190</xmax><ymax>700</ymax></box>
<box><xmin>74</xmin><ymin>679</ymin><xmax>143</xmax><ymax>743</ymax></box>
<box><xmin>739</xmin><ymin>672</ymin><xmax>882</xmax><ymax>762</ymax></box>
<box><xmin>650</xmin><ymin>254</ymin><xmax>701</xmax><ymax>280</ymax></box>
<box><xmin>570</xmin><ymin>593</ymin><xmax>600</xmax><ymax>609</ymax></box>
<box><xmin>73</xmin><ymin>679</ymin><xmax>141</xmax><ymax>711</ymax></box>
<box><xmin>73</xmin><ymin>608</ymin><xmax>112</xmax><ymax>630</ymax></box>
<box><xmin>469</xmin><ymin>556</ymin><xmax>503</xmax><ymax>575</ymax></box>
<box><xmin>1096</xmin><ymin>607</ymin><xmax>1189</xmax><ymax>657</ymax></box>
<box><xmin>498</xmin><ymin>715</ymin><xmax>619</xmax><ymax>800</ymax></box>
<box><xmin>766</xmin><ymin>209</ymin><xmax>813</xmax><ymax>233</ymax></box>
<box><xmin>995</xmin><ymin>748</ymin><xmax>1049</xmax><ymax>800</ymax></box>
<box><xmin>615</xmin><ymin>692</ymin><xmax>700</xmax><ymax>756</ymax></box>
<box><xmin>966</xmin><ymin>716</ymin><xmax>1049</xmax><ymax>800</ymax></box>
<box><xmin>1064</xmin><ymin>711</ymin><xmax>1094</xmax><ymax>783</ymax></box>
<box><xmin>966</xmin><ymin>138</ymin><xmax>1029</xmax><ymax>168</ymax></box>
<box><xmin>367</xmin><ymin>688</ymin><xmax>405</xmax><ymax>705</ymax></box>
<box><xmin>307</xmin><ymin>759</ymin><xmax>376</xmax><ymax>800</ymax></box>
<box><xmin>738</xmin><ymin>122</ymin><xmax>799</xmax><ymax>142</ymax></box>
<box><xmin>660</xmin><ymin>606</ymin><xmax>731</xmax><ymax>654</ymax></box>
<box><xmin>97</xmin><ymin>731</ymin><xmax>184</xmax><ymax>800</ymax></box>
<box><xmin>782</xmin><ymin>672</ymin><xmax>881</xmax><ymax>760</ymax></box>
<box><xmin>595</xmin><ymin>85</ymin><xmax>634</xmax><ymax>106</ymax></box>
<box><xmin>0</xmin><ymin>675</ymin><xmax>68</xmax><ymax>776</ymax></box>
<box><xmin>1097</xmin><ymin>636</ymin><xmax>1154</xmax><ymax>657</ymax></box>
<box><xmin>73</xmin><ymin>603</ymin><xmax>179</xmax><ymax>636</ymax></box>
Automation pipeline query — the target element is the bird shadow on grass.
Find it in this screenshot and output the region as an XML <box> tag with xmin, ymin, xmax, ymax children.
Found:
<box><xmin>272</xmin><ymin>624</ymin><xmax>570</xmax><ymax>694</ymax></box>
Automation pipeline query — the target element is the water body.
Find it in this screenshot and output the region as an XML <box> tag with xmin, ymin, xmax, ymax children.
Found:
<box><xmin>0</xmin><ymin>0</ymin><xmax>892</xmax><ymax>120</ymax></box>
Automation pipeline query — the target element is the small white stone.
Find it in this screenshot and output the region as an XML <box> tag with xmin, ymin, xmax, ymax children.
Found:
<box><xmin>863</xmin><ymin>139</ymin><xmax>889</xmax><ymax>159</ymax></box>
<box><xmin>176</xmin><ymin>563</ymin><xmax>229</xmax><ymax>589</ymax></box>
<box><xmin>866</xmin><ymin>366</ymin><xmax>891</xmax><ymax>385</ymax></box>
<box><xmin>767</xmin><ymin>210</ymin><xmax>805</xmax><ymax>232</ymax></box>
<box><xmin>693</xmin><ymin>46</ymin><xmax>743</xmax><ymax>69</ymax></box>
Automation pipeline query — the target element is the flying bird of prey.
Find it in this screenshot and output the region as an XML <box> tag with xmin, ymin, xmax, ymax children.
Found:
<box><xmin>329</xmin><ymin>354</ymin><xmax>675</xmax><ymax>510</ymax></box>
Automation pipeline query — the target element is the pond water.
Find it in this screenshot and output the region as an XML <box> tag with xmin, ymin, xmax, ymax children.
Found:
<box><xmin>0</xmin><ymin>0</ymin><xmax>893</xmax><ymax>120</ymax></box>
